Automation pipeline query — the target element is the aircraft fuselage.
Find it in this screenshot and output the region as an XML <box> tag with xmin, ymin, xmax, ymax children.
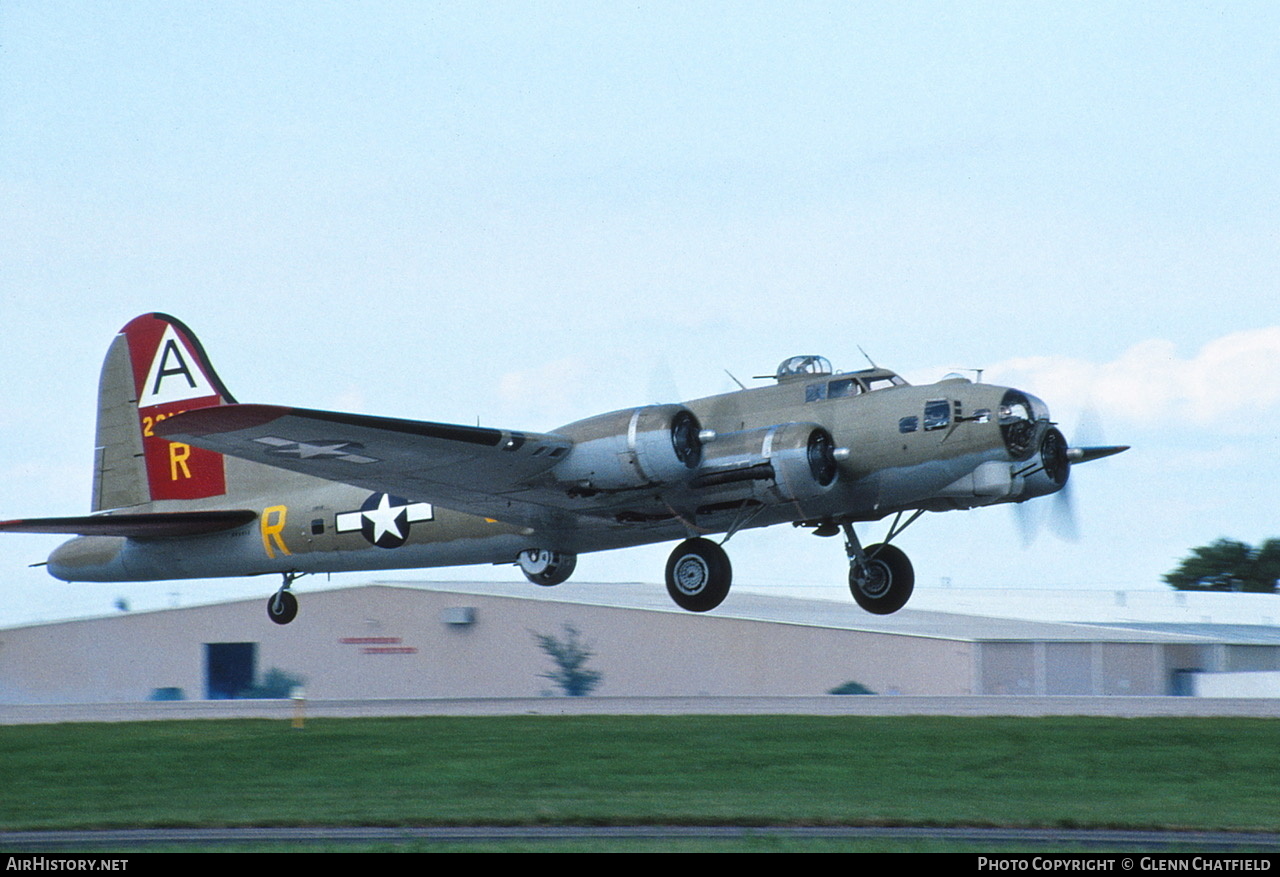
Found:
<box><xmin>50</xmin><ymin>374</ymin><xmax>1039</xmax><ymax>582</ymax></box>
<box><xmin>6</xmin><ymin>316</ymin><xmax>1123</xmax><ymax>620</ymax></box>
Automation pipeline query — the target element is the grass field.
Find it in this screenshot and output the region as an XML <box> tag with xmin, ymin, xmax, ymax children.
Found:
<box><xmin>2</xmin><ymin>715</ymin><xmax>1279</xmax><ymax>832</ymax></box>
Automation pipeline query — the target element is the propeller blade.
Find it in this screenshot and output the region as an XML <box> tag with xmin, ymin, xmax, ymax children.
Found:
<box><xmin>1017</xmin><ymin>410</ymin><xmax>1126</xmax><ymax>546</ymax></box>
<box><xmin>1012</xmin><ymin>502</ymin><xmax>1039</xmax><ymax>547</ymax></box>
<box><xmin>1049</xmin><ymin>479</ymin><xmax>1080</xmax><ymax>542</ymax></box>
<box><xmin>1013</xmin><ymin>478</ymin><xmax>1079</xmax><ymax>544</ymax></box>
<box><xmin>646</xmin><ymin>358</ymin><xmax>682</xmax><ymax>405</ymax></box>
<box><xmin>1066</xmin><ymin>403</ymin><xmax>1129</xmax><ymax>464</ymax></box>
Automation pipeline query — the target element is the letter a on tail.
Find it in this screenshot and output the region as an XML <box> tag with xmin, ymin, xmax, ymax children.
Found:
<box><xmin>118</xmin><ymin>313</ymin><xmax>235</xmax><ymax>502</ymax></box>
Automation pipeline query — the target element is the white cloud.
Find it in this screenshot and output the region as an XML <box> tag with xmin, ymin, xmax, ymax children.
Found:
<box><xmin>980</xmin><ymin>326</ymin><xmax>1280</xmax><ymax>432</ymax></box>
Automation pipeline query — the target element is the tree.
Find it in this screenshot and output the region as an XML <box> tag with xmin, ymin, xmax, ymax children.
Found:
<box><xmin>1163</xmin><ymin>539</ymin><xmax>1280</xmax><ymax>593</ymax></box>
<box><xmin>531</xmin><ymin>624</ymin><xmax>603</xmax><ymax>696</ymax></box>
<box><xmin>239</xmin><ymin>667</ymin><xmax>306</xmax><ymax>699</ymax></box>
<box><xmin>828</xmin><ymin>680</ymin><xmax>876</xmax><ymax>695</ymax></box>
<box><xmin>1254</xmin><ymin>539</ymin><xmax>1280</xmax><ymax>591</ymax></box>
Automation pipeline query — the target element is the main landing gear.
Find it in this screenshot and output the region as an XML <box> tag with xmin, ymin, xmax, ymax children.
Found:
<box><xmin>517</xmin><ymin>549</ymin><xmax>577</xmax><ymax>586</ymax></box>
<box><xmin>665</xmin><ymin>537</ymin><xmax>732</xmax><ymax>612</ymax></box>
<box><xmin>517</xmin><ymin>512</ymin><xmax>918</xmax><ymax>616</ymax></box>
<box><xmin>659</xmin><ymin>514</ymin><xmax>919</xmax><ymax>615</ymax></box>
<box><xmin>267</xmin><ymin>572</ymin><xmax>304</xmax><ymax>625</ymax></box>
<box><xmin>840</xmin><ymin>518</ymin><xmax>915</xmax><ymax>615</ymax></box>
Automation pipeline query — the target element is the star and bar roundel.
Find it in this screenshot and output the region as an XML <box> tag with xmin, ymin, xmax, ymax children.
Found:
<box><xmin>335</xmin><ymin>493</ymin><xmax>434</xmax><ymax>549</ymax></box>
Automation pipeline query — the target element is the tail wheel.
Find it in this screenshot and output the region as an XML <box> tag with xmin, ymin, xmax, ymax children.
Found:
<box><xmin>849</xmin><ymin>543</ymin><xmax>914</xmax><ymax>615</ymax></box>
<box><xmin>267</xmin><ymin>591</ymin><xmax>298</xmax><ymax>625</ymax></box>
<box><xmin>665</xmin><ymin>537</ymin><xmax>732</xmax><ymax>612</ymax></box>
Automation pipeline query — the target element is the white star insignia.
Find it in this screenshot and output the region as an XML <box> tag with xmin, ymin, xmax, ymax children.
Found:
<box><xmin>335</xmin><ymin>494</ymin><xmax>434</xmax><ymax>547</ymax></box>
<box><xmin>253</xmin><ymin>436</ymin><xmax>377</xmax><ymax>464</ymax></box>
<box><xmin>362</xmin><ymin>493</ymin><xmax>406</xmax><ymax>542</ymax></box>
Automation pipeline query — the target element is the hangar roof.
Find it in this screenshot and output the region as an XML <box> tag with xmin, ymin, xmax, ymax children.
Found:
<box><xmin>1091</xmin><ymin>622</ymin><xmax>1280</xmax><ymax>645</ymax></box>
<box><xmin>4</xmin><ymin>577</ymin><xmax>1274</xmax><ymax>647</ymax></box>
<box><xmin>372</xmin><ymin>580</ymin><xmax>1234</xmax><ymax>645</ymax></box>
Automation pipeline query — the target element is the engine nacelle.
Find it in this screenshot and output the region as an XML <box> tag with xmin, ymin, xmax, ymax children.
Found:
<box><xmin>692</xmin><ymin>422</ymin><xmax>840</xmax><ymax>504</ymax></box>
<box><xmin>1019</xmin><ymin>425</ymin><xmax>1070</xmax><ymax>500</ymax></box>
<box><xmin>937</xmin><ymin>426</ymin><xmax>1070</xmax><ymax>509</ymax></box>
<box><xmin>552</xmin><ymin>404</ymin><xmax>703</xmax><ymax>491</ymax></box>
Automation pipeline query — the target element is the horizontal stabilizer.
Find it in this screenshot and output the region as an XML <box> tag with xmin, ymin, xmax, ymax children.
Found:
<box><xmin>0</xmin><ymin>510</ymin><xmax>257</xmax><ymax>538</ymax></box>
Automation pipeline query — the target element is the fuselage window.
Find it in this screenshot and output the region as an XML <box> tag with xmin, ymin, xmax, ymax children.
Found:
<box><xmin>924</xmin><ymin>399</ymin><xmax>951</xmax><ymax>431</ymax></box>
<box><xmin>805</xmin><ymin>383</ymin><xmax>827</xmax><ymax>403</ymax></box>
<box><xmin>899</xmin><ymin>416</ymin><xmax>919</xmax><ymax>433</ymax></box>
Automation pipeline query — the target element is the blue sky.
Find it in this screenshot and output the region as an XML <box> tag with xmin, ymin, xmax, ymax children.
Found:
<box><xmin>2</xmin><ymin>2</ymin><xmax>1278</xmax><ymax>624</ymax></box>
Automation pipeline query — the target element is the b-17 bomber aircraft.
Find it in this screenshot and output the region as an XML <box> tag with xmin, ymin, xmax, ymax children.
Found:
<box><xmin>2</xmin><ymin>313</ymin><xmax>1127</xmax><ymax>624</ymax></box>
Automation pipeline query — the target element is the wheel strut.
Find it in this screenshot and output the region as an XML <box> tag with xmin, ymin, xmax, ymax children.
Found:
<box><xmin>841</xmin><ymin>510</ymin><xmax>925</xmax><ymax>565</ymax></box>
<box><xmin>840</xmin><ymin>513</ymin><xmax>921</xmax><ymax>615</ymax></box>
<box><xmin>267</xmin><ymin>572</ymin><xmax>305</xmax><ymax>625</ymax></box>
<box><xmin>841</xmin><ymin>521</ymin><xmax>867</xmax><ymax>566</ymax></box>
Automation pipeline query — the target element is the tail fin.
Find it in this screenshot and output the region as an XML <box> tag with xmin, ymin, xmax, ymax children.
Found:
<box><xmin>93</xmin><ymin>313</ymin><xmax>236</xmax><ymax>510</ymax></box>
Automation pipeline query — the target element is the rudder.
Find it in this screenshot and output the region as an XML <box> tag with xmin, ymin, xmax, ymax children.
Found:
<box><xmin>93</xmin><ymin>314</ymin><xmax>236</xmax><ymax>511</ymax></box>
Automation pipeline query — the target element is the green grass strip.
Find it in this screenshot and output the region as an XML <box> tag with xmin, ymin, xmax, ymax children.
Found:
<box><xmin>2</xmin><ymin>716</ymin><xmax>1278</xmax><ymax>831</ymax></box>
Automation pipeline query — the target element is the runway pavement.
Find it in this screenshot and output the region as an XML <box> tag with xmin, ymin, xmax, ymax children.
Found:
<box><xmin>4</xmin><ymin>825</ymin><xmax>1280</xmax><ymax>850</ymax></box>
<box><xmin>2</xmin><ymin>694</ymin><xmax>1278</xmax><ymax>724</ymax></box>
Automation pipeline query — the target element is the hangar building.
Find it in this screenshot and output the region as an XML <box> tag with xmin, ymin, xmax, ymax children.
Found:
<box><xmin>3</xmin><ymin>581</ymin><xmax>1276</xmax><ymax>703</ymax></box>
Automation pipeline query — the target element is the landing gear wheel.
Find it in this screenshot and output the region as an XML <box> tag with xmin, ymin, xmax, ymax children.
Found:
<box><xmin>267</xmin><ymin>590</ymin><xmax>298</xmax><ymax>625</ymax></box>
<box><xmin>517</xmin><ymin>549</ymin><xmax>577</xmax><ymax>586</ymax></box>
<box><xmin>848</xmin><ymin>543</ymin><xmax>914</xmax><ymax>615</ymax></box>
<box><xmin>665</xmin><ymin>538</ymin><xmax>732</xmax><ymax>612</ymax></box>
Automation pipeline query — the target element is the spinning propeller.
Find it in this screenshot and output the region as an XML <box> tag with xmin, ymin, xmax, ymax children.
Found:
<box><xmin>1014</xmin><ymin>413</ymin><xmax>1128</xmax><ymax>545</ymax></box>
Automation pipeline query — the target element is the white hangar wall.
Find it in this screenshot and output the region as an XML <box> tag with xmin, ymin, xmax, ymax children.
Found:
<box><xmin>0</xmin><ymin>583</ymin><xmax>1247</xmax><ymax>703</ymax></box>
<box><xmin>0</xmin><ymin>585</ymin><xmax>971</xmax><ymax>702</ymax></box>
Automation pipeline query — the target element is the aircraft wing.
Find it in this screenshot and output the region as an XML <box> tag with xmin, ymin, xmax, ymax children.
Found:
<box><xmin>156</xmin><ymin>404</ymin><xmax>581</xmax><ymax>528</ymax></box>
<box><xmin>0</xmin><ymin>510</ymin><xmax>258</xmax><ymax>538</ymax></box>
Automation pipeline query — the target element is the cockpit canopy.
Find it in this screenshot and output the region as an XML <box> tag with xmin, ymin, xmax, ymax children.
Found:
<box><xmin>773</xmin><ymin>355</ymin><xmax>910</xmax><ymax>401</ymax></box>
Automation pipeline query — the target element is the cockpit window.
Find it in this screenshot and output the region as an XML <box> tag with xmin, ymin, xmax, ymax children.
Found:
<box><xmin>864</xmin><ymin>376</ymin><xmax>906</xmax><ymax>391</ymax></box>
<box><xmin>806</xmin><ymin>378</ymin><xmax>863</xmax><ymax>402</ymax></box>
<box><xmin>828</xmin><ymin>378</ymin><xmax>859</xmax><ymax>399</ymax></box>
